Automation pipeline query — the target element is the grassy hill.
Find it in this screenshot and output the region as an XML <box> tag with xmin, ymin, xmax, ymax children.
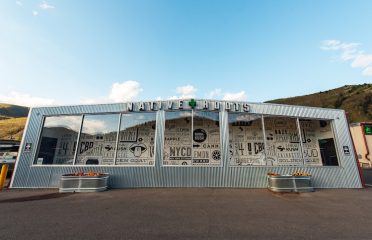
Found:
<box><xmin>0</xmin><ymin>103</ymin><xmax>29</xmax><ymax>118</ymax></box>
<box><xmin>0</xmin><ymin>117</ymin><xmax>27</xmax><ymax>140</ymax></box>
<box><xmin>266</xmin><ymin>84</ymin><xmax>372</xmax><ymax>123</ymax></box>
<box><xmin>0</xmin><ymin>104</ymin><xmax>29</xmax><ymax>140</ymax></box>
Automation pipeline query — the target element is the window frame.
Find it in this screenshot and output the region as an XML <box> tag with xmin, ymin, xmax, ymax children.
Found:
<box><xmin>227</xmin><ymin>113</ymin><xmax>267</xmax><ymax>167</ymax></box>
<box><xmin>74</xmin><ymin>113</ymin><xmax>121</xmax><ymax>166</ymax></box>
<box><xmin>32</xmin><ymin>112</ymin><xmax>158</xmax><ymax>167</ymax></box>
<box><xmin>228</xmin><ymin>114</ymin><xmax>342</xmax><ymax>168</ymax></box>
<box><xmin>33</xmin><ymin>114</ymin><xmax>83</xmax><ymax>166</ymax></box>
<box><xmin>114</xmin><ymin>112</ymin><xmax>157</xmax><ymax>167</ymax></box>
<box><xmin>298</xmin><ymin>117</ymin><xmax>341</xmax><ymax>167</ymax></box>
<box><xmin>31</xmin><ymin>111</ymin><xmax>342</xmax><ymax>169</ymax></box>
<box><xmin>162</xmin><ymin>109</ymin><xmax>223</xmax><ymax>168</ymax></box>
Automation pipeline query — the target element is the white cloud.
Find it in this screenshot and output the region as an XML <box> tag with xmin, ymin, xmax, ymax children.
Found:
<box><xmin>351</xmin><ymin>54</ymin><xmax>372</xmax><ymax>68</ymax></box>
<box><xmin>167</xmin><ymin>96</ymin><xmax>180</xmax><ymax>100</ymax></box>
<box><xmin>0</xmin><ymin>91</ymin><xmax>57</xmax><ymax>107</ymax></box>
<box><xmin>47</xmin><ymin>116</ymin><xmax>115</xmax><ymax>135</ymax></box>
<box><xmin>79</xmin><ymin>99</ymin><xmax>96</xmax><ymax>105</ymax></box>
<box><xmin>222</xmin><ymin>91</ymin><xmax>247</xmax><ymax>101</ymax></box>
<box><xmin>79</xmin><ymin>98</ymin><xmax>108</xmax><ymax>105</ymax></box>
<box><xmin>322</xmin><ymin>39</ymin><xmax>372</xmax><ymax>77</ymax></box>
<box><xmin>207</xmin><ymin>88</ymin><xmax>222</xmax><ymax>99</ymax></box>
<box><xmin>362</xmin><ymin>67</ymin><xmax>372</xmax><ymax>76</ymax></box>
<box><xmin>321</xmin><ymin>40</ymin><xmax>360</xmax><ymax>61</ymax></box>
<box><xmin>79</xmin><ymin>80</ymin><xmax>143</xmax><ymax>105</ymax></box>
<box><xmin>321</xmin><ymin>40</ymin><xmax>359</xmax><ymax>51</ymax></box>
<box><xmin>40</xmin><ymin>1</ymin><xmax>55</xmax><ymax>10</ymax></box>
<box><xmin>176</xmin><ymin>85</ymin><xmax>197</xmax><ymax>98</ymax></box>
<box><xmin>82</xmin><ymin>119</ymin><xmax>108</xmax><ymax>135</ymax></box>
<box><xmin>165</xmin><ymin>84</ymin><xmax>197</xmax><ymax>99</ymax></box>
<box><xmin>16</xmin><ymin>1</ymin><xmax>23</xmax><ymax>7</ymax></box>
<box><xmin>109</xmin><ymin>80</ymin><xmax>143</xmax><ymax>102</ymax></box>
<box><xmin>32</xmin><ymin>10</ymin><xmax>39</xmax><ymax>16</ymax></box>
<box><xmin>206</xmin><ymin>88</ymin><xmax>248</xmax><ymax>101</ymax></box>
<box><xmin>47</xmin><ymin>116</ymin><xmax>81</xmax><ymax>130</ymax></box>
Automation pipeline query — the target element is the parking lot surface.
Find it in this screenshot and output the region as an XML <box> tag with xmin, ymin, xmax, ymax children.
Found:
<box><xmin>1</xmin><ymin>187</ymin><xmax>372</xmax><ymax>240</ymax></box>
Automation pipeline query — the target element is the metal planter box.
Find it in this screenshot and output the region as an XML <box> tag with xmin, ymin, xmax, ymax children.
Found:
<box><xmin>59</xmin><ymin>174</ymin><xmax>109</xmax><ymax>193</ymax></box>
<box><xmin>268</xmin><ymin>176</ymin><xmax>313</xmax><ymax>192</ymax></box>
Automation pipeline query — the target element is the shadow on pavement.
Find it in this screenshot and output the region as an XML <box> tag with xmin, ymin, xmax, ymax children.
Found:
<box><xmin>0</xmin><ymin>192</ymin><xmax>73</xmax><ymax>204</ymax></box>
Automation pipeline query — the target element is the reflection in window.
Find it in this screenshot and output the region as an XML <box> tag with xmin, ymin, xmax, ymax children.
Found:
<box><xmin>163</xmin><ymin>111</ymin><xmax>192</xmax><ymax>165</ymax></box>
<box><xmin>193</xmin><ymin>111</ymin><xmax>221</xmax><ymax>165</ymax></box>
<box><xmin>163</xmin><ymin>111</ymin><xmax>221</xmax><ymax>166</ymax></box>
<box><xmin>300</xmin><ymin>119</ymin><xmax>338</xmax><ymax>166</ymax></box>
<box><xmin>76</xmin><ymin>114</ymin><xmax>120</xmax><ymax>165</ymax></box>
<box><xmin>116</xmin><ymin>113</ymin><xmax>156</xmax><ymax>165</ymax></box>
<box><xmin>35</xmin><ymin>115</ymin><xmax>82</xmax><ymax>165</ymax></box>
<box><xmin>264</xmin><ymin>117</ymin><xmax>302</xmax><ymax>166</ymax></box>
<box><xmin>229</xmin><ymin>114</ymin><xmax>265</xmax><ymax>166</ymax></box>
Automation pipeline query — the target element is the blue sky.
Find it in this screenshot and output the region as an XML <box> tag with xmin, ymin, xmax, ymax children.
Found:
<box><xmin>0</xmin><ymin>0</ymin><xmax>371</xmax><ymax>107</ymax></box>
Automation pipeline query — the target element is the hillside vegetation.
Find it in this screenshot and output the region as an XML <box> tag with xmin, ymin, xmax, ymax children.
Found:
<box><xmin>0</xmin><ymin>103</ymin><xmax>29</xmax><ymax>118</ymax></box>
<box><xmin>0</xmin><ymin>117</ymin><xmax>27</xmax><ymax>140</ymax></box>
<box><xmin>0</xmin><ymin>104</ymin><xmax>29</xmax><ymax>140</ymax></box>
<box><xmin>266</xmin><ymin>84</ymin><xmax>372</xmax><ymax>123</ymax></box>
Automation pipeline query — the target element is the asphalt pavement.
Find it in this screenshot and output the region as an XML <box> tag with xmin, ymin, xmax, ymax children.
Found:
<box><xmin>0</xmin><ymin>187</ymin><xmax>372</xmax><ymax>240</ymax></box>
<box><xmin>1</xmin><ymin>169</ymin><xmax>371</xmax><ymax>240</ymax></box>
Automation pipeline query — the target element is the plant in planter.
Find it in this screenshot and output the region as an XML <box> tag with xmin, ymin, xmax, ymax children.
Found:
<box><xmin>59</xmin><ymin>172</ymin><xmax>109</xmax><ymax>193</ymax></box>
<box><xmin>292</xmin><ymin>171</ymin><xmax>311</xmax><ymax>177</ymax></box>
<box><xmin>64</xmin><ymin>172</ymin><xmax>106</xmax><ymax>177</ymax></box>
<box><xmin>267</xmin><ymin>171</ymin><xmax>313</xmax><ymax>193</ymax></box>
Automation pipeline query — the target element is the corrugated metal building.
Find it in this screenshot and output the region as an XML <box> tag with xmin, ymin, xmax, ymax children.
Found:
<box><xmin>10</xmin><ymin>99</ymin><xmax>363</xmax><ymax>188</ymax></box>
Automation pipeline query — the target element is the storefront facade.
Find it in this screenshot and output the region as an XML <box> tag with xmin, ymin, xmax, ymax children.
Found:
<box><xmin>10</xmin><ymin>99</ymin><xmax>363</xmax><ymax>188</ymax></box>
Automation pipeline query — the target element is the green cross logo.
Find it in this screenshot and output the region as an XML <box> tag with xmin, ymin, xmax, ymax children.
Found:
<box><xmin>188</xmin><ymin>99</ymin><xmax>197</xmax><ymax>109</ymax></box>
<box><xmin>365</xmin><ymin>125</ymin><xmax>372</xmax><ymax>135</ymax></box>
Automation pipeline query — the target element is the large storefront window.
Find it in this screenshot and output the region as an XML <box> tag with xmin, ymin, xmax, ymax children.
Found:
<box><xmin>33</xmin><ymin>110</ymin><xmax>340</xmax><ymax>168</ymax></box>
<box><xmin>193</xmin><ymin>111</ymin><xmax>221</xmax><ymax>165</ymax></box>
<box><xmin>35</xmin><ymin>115</ymin><xmax>82</xmax><ymax>165</ymax></box>
<box><xmin>116</xmin><ymin>112</ymin><xmax>156</xmax><ymax>165</ymax></box>
<box><xmin>163</xmin><ymin>111</ymin><xmax>192</xmax><ymax>165</ymax></box>
<box><xmin>264</xmin><ymin>117</ymin><xmax>302</xmax><ymax>166</ymax></box>
<box><xmin>76</xmin><ymin>114</ymin><xmax>120</xmax><ymax>165</ymax></box>
<box><xmin>299</xmin><ymin>119</ymin><xmax>339</xmax><ymax>166</ymax></box>
<box><xmin>163</xmin><ymin>111</ymin><xmax>221</xmax><ymax>166</ymax></box>
<box><xmin>229</xmin><ymin>113</ymin><xmax>265</xmax><ymax>166</ymax></box>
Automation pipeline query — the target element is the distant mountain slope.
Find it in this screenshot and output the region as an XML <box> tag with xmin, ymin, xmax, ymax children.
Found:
<box><xmin>266</xmin><ymin>84</ymin><xmax>372</xmax><ymax>123</ymax></box>
<box><xmin>0</xmin><ymin>103</ymin><xmax>29</xmax><ymax>118</ymax></box>
<box><xmin>0</xmin><ymin>104</ymin><xmax>29</xmax><ymax>140</ymax></box>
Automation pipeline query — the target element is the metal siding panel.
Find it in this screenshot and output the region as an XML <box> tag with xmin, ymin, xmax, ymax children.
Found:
<box><xmin>220</xmin><ymin>111</ymin><xmax>229</xmax><ymax>187</ymax></box>
<box><xmin>12</xmin><ymin>109</ymin><xmax>43</xmax><ymax>187</ymax></box>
